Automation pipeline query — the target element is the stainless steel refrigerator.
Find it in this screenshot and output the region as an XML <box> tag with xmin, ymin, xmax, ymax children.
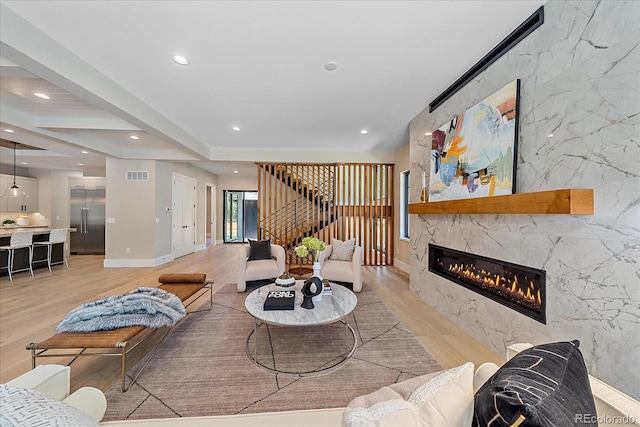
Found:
<box><xmin>70</xmin><ymin>186</ymin><xmax>105</xmax><ymax>255</ymax></box>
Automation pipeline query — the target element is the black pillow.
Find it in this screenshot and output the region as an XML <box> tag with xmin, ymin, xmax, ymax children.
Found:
<box><xmin>473</xmin><ymin>340</ymin><xmax>597</xmax><ymax>427</ymax></box>
<box><xmin>247</xmin><ymin>239</ymin><xmax>272</xmax><ymax>261</ymax></box>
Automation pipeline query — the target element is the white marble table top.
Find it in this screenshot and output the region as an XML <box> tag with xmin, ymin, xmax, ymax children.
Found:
<box><xmin>245</xmin><ymin>280</ymin><xmax>357</xmax><ymax>327</ymax></box>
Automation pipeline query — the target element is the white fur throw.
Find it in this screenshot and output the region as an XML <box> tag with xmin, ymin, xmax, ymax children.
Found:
<box><xmin>55</xmin><ymin>287</ymin><xmax>186</xmax><ymax>333</ymax></box>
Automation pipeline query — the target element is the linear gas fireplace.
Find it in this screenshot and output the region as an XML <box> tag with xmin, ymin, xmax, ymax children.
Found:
<box><xmin>429</xmin><ymin>244</ymin><xmax>546</xmax><ymax>323</ymax></box>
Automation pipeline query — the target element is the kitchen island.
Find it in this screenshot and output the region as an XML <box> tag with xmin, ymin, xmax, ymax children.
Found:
<box><xmin>0</xmin><ymin>227</ymin><xmax>70</xmax><ymax>277</ymax></box>
<box><xmin>0</xmin><ymin>226</ymin><xmax>56</xmax><ymax>237</ymax></box>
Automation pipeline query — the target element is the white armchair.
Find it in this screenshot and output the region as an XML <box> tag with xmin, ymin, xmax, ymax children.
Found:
<box><xmin>237</xmin><ymin>243</ymin><xmax>286</xmax><ymax>292</ymax></box>
<box><xmin>318</xmin><ymin>243</ymin><xmax>362</xmax><ymax>292</ymax></box>
<box><xmin>5</xmin><ymin>365</ymin><xmax>107</xmax><ymax>423</ymax></box>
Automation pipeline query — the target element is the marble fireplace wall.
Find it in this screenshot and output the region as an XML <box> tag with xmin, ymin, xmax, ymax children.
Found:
<box><xmin>409</xmin><ymin>0</ymin><xmax>639</xmax><ymax>398</ymax></box>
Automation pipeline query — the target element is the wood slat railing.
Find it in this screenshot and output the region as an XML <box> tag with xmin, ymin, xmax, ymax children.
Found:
<box><xmin>257</xmin><ymin>163</ymin><xmax>394</xmax><ymax>267</ymax></box>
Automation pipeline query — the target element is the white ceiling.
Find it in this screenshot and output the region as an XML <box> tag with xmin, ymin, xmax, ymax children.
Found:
<box><xmin>0</xmin><ymin>0</ymin><xmax>546</xmax><ymax>177</ymax></box>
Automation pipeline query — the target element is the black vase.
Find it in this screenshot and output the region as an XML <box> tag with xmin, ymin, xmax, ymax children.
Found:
<box><xmin>301</xmin><ymin>277</ymin><xmax>322</xmax><ymax>309</ymax></box>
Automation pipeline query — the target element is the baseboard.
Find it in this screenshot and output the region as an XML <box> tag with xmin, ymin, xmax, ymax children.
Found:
<box><xmin>104</xmin><ymin>255</ymin><xmax>174</xmax><ymax>268</ymax></box>
<box><xmin>195</xmin><ymin>244</ymin><xmax>206</xmax><ymax>252</ymax></box>
<box><xmin>394</xmin><ymin>257</ymin><xmax>410</xmax><ymax>273</ymax></box>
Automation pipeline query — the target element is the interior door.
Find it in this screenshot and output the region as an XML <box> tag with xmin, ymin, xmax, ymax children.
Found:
<box><xmin>172</xmin><ymin>174</ymin><xmax>196</xmax><ymax>258</ymax></box>
<box><xmin>181</xmin><ymin>178</ymin><xmax>195</xmax><ymax>254</ymax></box>
<box><xmin>207</xmin><ymin>184</ymin><xmax>216</xmax><ymax>246</ymax></box>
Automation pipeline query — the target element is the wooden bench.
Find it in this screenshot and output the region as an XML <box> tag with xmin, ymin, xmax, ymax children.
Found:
<box><xmin>27</xmin><ymin>273</ymin><xmax>213</xmax><ymax>391</ymax></box>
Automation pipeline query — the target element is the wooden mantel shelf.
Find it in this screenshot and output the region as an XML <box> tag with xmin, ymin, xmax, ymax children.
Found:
<box><xmin>409</xmin><ymin>189</ymin><xmax>594</xmax><ymax>215</ymax></box>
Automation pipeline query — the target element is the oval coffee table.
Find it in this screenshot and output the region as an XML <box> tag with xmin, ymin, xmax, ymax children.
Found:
<box><xmin>244</xmin><ymin>280</ymin><xmax>357</xmax><ymax>375</ymax></box>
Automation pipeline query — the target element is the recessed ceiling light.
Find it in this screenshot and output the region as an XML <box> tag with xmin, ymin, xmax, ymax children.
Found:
<box><xmin>130</xmin><ymin>135</ymin><xmax>139</xmax><ymax>140</ymax></box>
<box><xmin>425</xmin><ymin>132</ymin><xmax>432</xmax><ymax>136</ymax></box>
<box><xmin>4</xmin><ymin>129</ymin><xmax>15</xmax><ymax>133</ymax></box>
<box><xmin>547</xmin><ymin>133</ymin><xmax>555</xmax><ymax>138</ymax></box>
<box><xmin>325</xmin><ymin>61</ymin><xmax>338</xmax><ymax>71</ymax></box>
<box><xmin>81</xmin><ymin>150</ymin><xmax>89</xmax><ymax>154</ymax></box>
<box><xmin>34</xmin><ymin>92</ymin><xmax>50</xmax><ymax>100</ymax></box>
<box><xmin>78</xmin><ymin>163</ymin><xmax>84</xmax><ymax>166</ymax></box>
<box><xmin>171</xmin><ymin>54</ymin><xmax>190</xmax><ymax>65</ymax></box>
<box><xmin>232</xmin><ymin>126</ymin><xmax>241</xmax><ymax>132</ymax></box>
<box><xmin>21</xmin><ymin>162</ymin><xmax>28</xmax><ymax>165</ymax></box>
<box><xmin>233</xmin><ymin>170</ymin><xmax>238</xmax><ymax>174</ymax></box>
<box><xmin>360</xmin><ymin>130</ymin><xmax>368</xmax><ymax>135</ymax></box>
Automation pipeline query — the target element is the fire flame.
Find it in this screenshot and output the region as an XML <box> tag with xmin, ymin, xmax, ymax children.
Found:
<box><xmin>447</xmin><ymin>263</ymin><xmax>542</xmax><ymax>305</ymax></box>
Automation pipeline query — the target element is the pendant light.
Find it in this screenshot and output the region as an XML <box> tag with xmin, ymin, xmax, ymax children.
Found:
<box><xmin>1</xmin><ymin>142</ymin><xmax>29</xmax><ymax>199</ymax></box>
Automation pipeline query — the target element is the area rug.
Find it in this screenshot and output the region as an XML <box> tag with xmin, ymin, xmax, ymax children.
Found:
<box><xmin>102</xmin><ymin>283</ymin><xmax>443</xmax><ymax>421</ymax></box>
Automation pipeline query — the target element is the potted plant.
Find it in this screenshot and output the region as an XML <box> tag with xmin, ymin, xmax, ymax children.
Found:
<box><xmin>2</xmin><ymin>219</ymin><xmax>16</xmax><ymax>227</ymax></box>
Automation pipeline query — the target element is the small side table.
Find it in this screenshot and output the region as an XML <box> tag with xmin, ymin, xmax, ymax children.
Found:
<box><xmin>288</xmin><ymin>250</ymin><xmax>313</xmax><ymax>278</ymax></box>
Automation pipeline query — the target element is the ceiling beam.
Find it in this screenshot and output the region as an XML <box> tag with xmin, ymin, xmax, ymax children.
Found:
<box><xmin>0</xmin><ymin>3</ymin><xmax>211</xmax><ymax>161</ymax></box>
<box><xmin>34</xmin><ymin>117</ymin><xmax>141</xmax><ymax>131</ymax></box>
<box><xmin>0</xmin><ymin>65</ymin><xmax>38</xmax><ymax>78</ymax></box>
<box><xmin>209</xmin><ymin>147</ymin><xmax>395</xmax><ymax>163</ymax></box>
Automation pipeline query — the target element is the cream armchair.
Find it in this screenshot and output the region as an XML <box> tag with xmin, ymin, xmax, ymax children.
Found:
<box><xmin>5</xmin><ymin>365</ymin><xmax>107</xmax><ymax>423</ymax></box>
<box><xmin>317</xmin><ymin>244</ymin><xmax>362</xmax><ymax>292</ymax></box>
<box><xmin>237</xmin><ymin>243</ymin><xmax>286</xmax><ymax>292</ymax></box>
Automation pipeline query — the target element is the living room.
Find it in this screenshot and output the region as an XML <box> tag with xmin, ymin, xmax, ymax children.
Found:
<box><xmin>1</xmin><ymin>0</ymin><xmax>639</xmax><ymax>425</ymax></box>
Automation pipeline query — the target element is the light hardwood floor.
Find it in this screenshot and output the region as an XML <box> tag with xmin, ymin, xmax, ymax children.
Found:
<box><xmin>0</xmin><ymin>244</ymin><xmax>502</xmax><ymax>392</ymax></box>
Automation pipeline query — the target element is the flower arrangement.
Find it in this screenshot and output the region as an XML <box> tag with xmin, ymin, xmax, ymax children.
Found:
<box><xmin>295</xmin><ymin>237</ymin><xmax>327</xmax><ymax>263</ymax></box>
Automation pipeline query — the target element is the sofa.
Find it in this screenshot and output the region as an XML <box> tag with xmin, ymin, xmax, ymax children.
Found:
<box><xmin>2</xmin><ymin>343</ymin><xmax>638</xmax><ymax>426</ymax></box>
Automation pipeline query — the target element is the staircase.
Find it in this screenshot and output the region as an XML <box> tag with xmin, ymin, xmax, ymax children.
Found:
<box><xmin>258</xmin><ymin>164</ymin><xmax>335</xmax><ymax>261</ymax></box>
<box><xmin>256</xmin><ymin>162</ymin><xmax>395</xmax><ymax>267</ymax></box>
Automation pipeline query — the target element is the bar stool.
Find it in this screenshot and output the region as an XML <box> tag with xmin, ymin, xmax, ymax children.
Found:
<box><xmin>0</xmin><ymin>231</ymin><xmax>34</xmax><ymax>281</ymax></box>
<box><xmin>33</xmin><ymin>228</ymin><xmax>68</xmax><ymax>272</ymax></box>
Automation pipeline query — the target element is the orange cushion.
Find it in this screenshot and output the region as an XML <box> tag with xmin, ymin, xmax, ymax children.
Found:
<box><xmin>157</xmin><ymin>273</ymin><xmax>206</xmax><ymax>284</ymax></box>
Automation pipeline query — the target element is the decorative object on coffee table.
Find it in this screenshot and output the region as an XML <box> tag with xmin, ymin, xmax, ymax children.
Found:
<box><xmin>295</xmin><ymin>237</ymin><xmax>326</xmax><ymax>279</ymax></box>
<box><xmin>263</xmin><ymin>290</ymin><xmax>295</xmax><ymax>311</ymax></box>
<box><xmin>301</xmin><ymin>276</ymin><xmax>322</xmax><ymax>309</ymax></box>
<box><xmin>275</xmin><ymin>271</ymin><xmax>295</xmax><ymax>288</ymax></box>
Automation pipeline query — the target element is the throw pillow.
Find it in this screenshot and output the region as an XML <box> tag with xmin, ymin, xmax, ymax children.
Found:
<box><xmin>0</xmin><ymin>384</ymin><xmax>99</xmax><ymax>427</ymax></box>
<box><xmin>247</xmin><ymin>239</ymin><xmax>272</xmax><ymax>261</ymax></box>
<box><xmin>342</xmin><ymin>362</ymin><xmax>475</xmax><ymax>427</ymax></box>
<box><xmin>330</xmin><ymin>238</ymin><xmax>356</xmax><ymax>261</ymax></box>
<box><xmin>473</xmin><ymin>340</ymin><xmax>598</xmax><ymax>427</ymax></box>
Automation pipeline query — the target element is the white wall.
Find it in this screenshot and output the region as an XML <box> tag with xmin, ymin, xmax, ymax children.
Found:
<box><xmin>393</xmin><ymin>142</ymin><xmax>411</xmax><ymax>272</ymax></box>
<box><xmin>105</xmin><ymin>158</ymin><xmax>217</xmax><ymax>266</ymax></box>
<box><xmin>410</xmin><ymin>0</ymin><xmax>639</xmax><ymax>398</ymax></box>
<box><xmin>105</xmin><ymin>159</ymin><xmax>157</xmax><ymax>262</ymax></box>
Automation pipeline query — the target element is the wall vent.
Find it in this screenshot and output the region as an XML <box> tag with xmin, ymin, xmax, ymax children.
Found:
<box><xmin>126</xmin><ymin>171</ymin><xmax>149</xmax><ymax>181</ymax></box>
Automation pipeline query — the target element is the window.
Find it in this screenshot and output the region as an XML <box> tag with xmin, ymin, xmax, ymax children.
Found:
<box><xmin>400</xmin><ymin>170</ymin><xmax>410</xmax><ymax>239</ymax></box>
<box><xmin>223</xmin><ymin>190</ymin><xmax>258</xmax><ymax>243</ymax></box>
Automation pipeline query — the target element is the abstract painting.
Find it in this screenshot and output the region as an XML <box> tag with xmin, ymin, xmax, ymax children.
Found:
<box><xmin>428</xmin><ymin>79</ymin><xmax>520</xmax><ymax>202</ymax></box>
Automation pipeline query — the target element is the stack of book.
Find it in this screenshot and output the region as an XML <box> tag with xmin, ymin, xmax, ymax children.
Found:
<box><xmin>321</xmin><ymin>282</ymin><xmax>332</xmax><ymax>296</ymax></box>
<box><xmin>263</xmin><ymin>290</ymin><xmax>295</xmax><ymax>310</ymax></box>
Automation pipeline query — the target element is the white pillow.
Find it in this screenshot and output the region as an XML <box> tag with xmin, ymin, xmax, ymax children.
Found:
<box><xmin>342</xmin><ymin>362</ymin><xmax>475</xmax><ymax>427</ymax></box>
<box><xmin>330</xmin><ymin>238</ymin><xmax>356</xmax><ymax>261</ymax></box>
<box><xmin>0</xmin><ymin>384</ymin><xmax>99</xmax><ymax>427</ymax></box>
